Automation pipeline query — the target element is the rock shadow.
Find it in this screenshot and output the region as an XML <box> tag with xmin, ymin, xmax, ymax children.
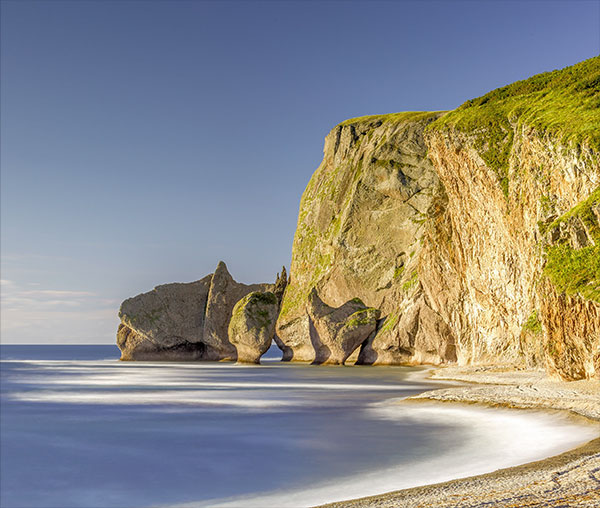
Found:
<box><xmin>309</xmin><ymin>314</ymin><xmax>331</xmax><ymax>365</ymax></box>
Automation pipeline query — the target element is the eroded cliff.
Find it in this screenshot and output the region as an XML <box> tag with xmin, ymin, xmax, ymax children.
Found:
<box><xmin>275</xmin><ymin>111</ymin><xmax>458</xmax><ymax>365</ymax></box>
<box><xmin>116</xmin><ymin>57</ymin><xmax>599</xmax><ymax>380</ymax></box>
<box><xmin>278</xmin><ymin>56</ymin><xmax>600</xmax><ymax>379</ymax></box>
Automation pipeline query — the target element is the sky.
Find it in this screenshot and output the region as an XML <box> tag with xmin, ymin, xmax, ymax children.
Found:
<box><xmin>1</xmin><ymin>0</ymin><xmax>599</xmax><ymax>344</ymax></box>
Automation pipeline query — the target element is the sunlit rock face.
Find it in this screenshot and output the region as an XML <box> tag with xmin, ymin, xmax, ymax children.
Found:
<box><xmin>306</xmin><ymin>289</ymin><xmax>379</xmax><ymax>365</ymax></box>
<box><xmin>278</xmin><ymin>59</ymin><xmax>600</xmax><ymax>379</ymax></box>
<box><xmin>117</xmin><ymin>262</ymin><xmax>273</xmax><ymax>361</ymax></box>
<box><xmin>229</xmin><ymin>291</ymin><xmax>279</xmax><ymax>364</ymax></box>
<box><xmin>276</xmin><ymin>112</ymin><xmax>458</xmax><ymax>366</ymax></box>
<box><xmin>424</xmin><ymin>127</ymin><xmax>599</xmax><ymax>380</ymax></box>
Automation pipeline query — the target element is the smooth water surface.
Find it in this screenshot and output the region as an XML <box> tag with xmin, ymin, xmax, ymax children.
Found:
<box><xmin>1</xmin><ymin>345</ymin><xmax>596</xmax><ymax>508</ymax></box>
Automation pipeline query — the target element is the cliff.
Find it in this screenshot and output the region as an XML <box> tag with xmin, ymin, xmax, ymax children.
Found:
<box><xmin>278</xmin><ymin>56</ymin><xmax>600</xmax><ymax>379</ymax></box>
<box><xmin>275</xmin><ymin>111</ymin><xmax>458</xmax><ymax>365</ymax></box>
<box><xmin>116</xmin><ymin>57</ymin><xmax>598</xmax><ymax>379</ymax></box>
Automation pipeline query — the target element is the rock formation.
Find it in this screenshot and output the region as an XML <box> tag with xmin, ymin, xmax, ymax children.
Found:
<box><xmin>273</xmin><ymin>266</ymin><xmax>288</xmax><ymax>306</ymax></box>
<box><xmin>306</xmin><ymin>289</ymin><xmax>379</xmax><ymax>365</ymax></box>
<box><xmin>228</xmin><ymin>292</ymin><xmax>279</xmax><ymax>363</ymax></box>
<box><xmin>117</xmin><ymin>57</ymin><xmax>599</xmax><ymax>380</ymax></box>
<box><xmin>275</xmin><ymin>110</ymin><xmax>456</xmax><ymax>365</ymax></box>
<box><xmin>421</xmin><ymin>57</ymin><xmax>599</xmax><ymax>380</ymax></box>
<box><xmin>117</xmin><ymin>261</ymin><xmax>273</xmax><ymax>361</ymax></box>
<box><xmin>278</xmin><ymin>56</ymin><xmax>600</xmax><ymax>380</ymax></box>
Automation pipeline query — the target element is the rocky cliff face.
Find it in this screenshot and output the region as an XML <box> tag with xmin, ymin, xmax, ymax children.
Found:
<box><xmin>423</xmin><ymin>127</ymin><xmax>599</xmax><ymax>379</ymax></box>
<box><xmin>278</xmin><ymin>57</ymin><xmax>600</xmax><ymax>379</ymax></box>
<box><xmin>276</xmin><ymin>111</ymin><xmax>457</xmax><ymax>365</ymax></box>
<box><xmin>117</xmin><ymin>261</ymin><xmax>273</xmax><ymax>361</ymax></box>
<box><xmin>117</xmin><ymin>58</ymin><xmax>598</xmax><ymax>380</ymax></box>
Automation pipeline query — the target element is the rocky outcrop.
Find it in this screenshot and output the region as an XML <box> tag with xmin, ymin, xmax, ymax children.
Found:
<box><xmin>307</xmin><ymin>289</ymin><xmax>379</xmax><ymax>365</ymax></box>
<box><xmin>423</xmin><ymin>110</ymin><xmax>599</xmax><ymax>379</ymax></box>
<box><xmin>117</xmin><ymin>58</ymin><xmax>599</xmax><ymax>380</ymax></box>
<box><xmin>228</xmin><ymin>292</ymin><xmax>279</xmax><ymax>363</ymax></box>
<box><xmin>273</xmin><ymin>266</ymin><xmax>288</xmax><ymax>306</ymax></box>
<box><xmin>276</xmin><ymin>111</ymin><xmax>455</xmax><ymax>365</ymax></box>
<box><xmin>117</xmin><ymin>261</ymin><xmax>273</xmax><ymax>361</ymax></box>
<box><xmin>357</xmin><ymin>294</ymin><xmax>457</xmax><ymax>366</ymax></box>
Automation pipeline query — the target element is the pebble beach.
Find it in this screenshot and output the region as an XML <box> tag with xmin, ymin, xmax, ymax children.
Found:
<box><xmin>320</xmin><ymin>366</ymin><xmax>600</xmax><ymax>508</ymax></box>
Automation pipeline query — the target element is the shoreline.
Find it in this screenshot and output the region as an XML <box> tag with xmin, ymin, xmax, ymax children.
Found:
<box><xmin>317</xmin><ymin>366</ymin><xmax>600</xmax><ymax>508</ymax></box>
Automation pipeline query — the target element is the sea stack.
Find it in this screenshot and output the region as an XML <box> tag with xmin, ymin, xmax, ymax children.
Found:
<box><xmin>117</xmin><ymin>261</ymin><xmax>274</xmax><ymax>361</ymax></box>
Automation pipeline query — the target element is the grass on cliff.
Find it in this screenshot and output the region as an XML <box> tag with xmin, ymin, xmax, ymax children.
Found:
<box><xmin>522</xmin><ymin>310</ymin><xmax>542</xmax><ymax>335</ymax></box>
<box><xmin>543</xmin><ymin>187</ymin><xmax>600</xmax><ymax>303</ymax></box>
<box><xmin>429</xmin><ymin>56</ymin><xmax>600</xmax><ymax>150</ymax></box>
<box><xmin>339</xmin><ymin>111</ymin><xmax>444</xmax><ymax>127</ymax></box>
<box><xmin>427</xmin><ymin>56</ymin><xmax>600</xmax><ymax>198</ymax></box>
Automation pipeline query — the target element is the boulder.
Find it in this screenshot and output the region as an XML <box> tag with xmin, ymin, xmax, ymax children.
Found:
<box><xmin>357</xmin><ymin>298</ymin><xmax>457</xmax><ymax>365</ymax></box>
<box><xmin>229</xmin><ymin>292</ymin><xmax>279</xmax><ymax>363</ymax></box>
<box><xmin>307</xmin><ymin>289</ymin><xmax>380</xmax><ymax>365</ymax></box>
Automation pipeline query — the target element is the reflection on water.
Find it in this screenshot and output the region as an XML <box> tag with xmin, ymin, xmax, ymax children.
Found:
<box><xmin>1</xmin><ymin>345</ymin><xmax>596</xmax><ymax>508</ymax></box>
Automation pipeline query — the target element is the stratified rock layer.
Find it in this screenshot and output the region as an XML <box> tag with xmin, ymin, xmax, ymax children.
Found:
<box><xmin>423</xmin><ymin>127</ymin><xmax>599</xmax><ymax>379</ymax></box>
<box><xmin>307</xmin><ymin>289</ymin><xmax>379</xmax><ymax>365</ymax></box>
<box><xmin>229</xmin><ymin>291</ymin><xmax>279</xmax><ymax>364</ymax></box>
<box><xmin>117</xmin><ymin>262</ymin><xmax>272</xmax><ymax>361</ymax></box>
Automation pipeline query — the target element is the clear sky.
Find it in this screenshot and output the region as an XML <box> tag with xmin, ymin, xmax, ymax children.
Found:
<box><xmin>1</xmin><ymin>0</ymin><xmax>599</xmax><ymax>344</ymax></box>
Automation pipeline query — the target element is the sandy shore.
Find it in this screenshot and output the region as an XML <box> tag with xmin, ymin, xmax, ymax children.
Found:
<box><xmin>318</xmin><ymin>366</ymin><xmax>600</xmax><ymax>508</ymax></box>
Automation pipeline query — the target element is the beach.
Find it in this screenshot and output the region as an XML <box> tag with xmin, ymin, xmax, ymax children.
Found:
<box><xmin>320</xmin><ymin>366</ymin><xmax>600</xmax><ymax>508</ymax></box>
<box><xmin>4</xmin><ymin>346</ymin><xmax>598</xmax><ymax>508</ymax></box>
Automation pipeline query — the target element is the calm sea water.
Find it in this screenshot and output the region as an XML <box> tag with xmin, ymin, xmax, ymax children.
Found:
<box><xmin>1</xmin><ymin>345</ymin><xmax>596</xmax><ymax>508</ymax></box>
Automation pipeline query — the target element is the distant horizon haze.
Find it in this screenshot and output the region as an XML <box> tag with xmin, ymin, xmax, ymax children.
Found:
<box><xmin>1</xmin><ymin>0</ymin><xmax>599</xmax><ymax>344</ymax></box>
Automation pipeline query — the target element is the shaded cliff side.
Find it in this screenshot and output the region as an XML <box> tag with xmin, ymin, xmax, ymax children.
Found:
<box><xmin>278</xmin><ymin>56</ymin><xmax>600</xmax><ymax>379</ymax></box>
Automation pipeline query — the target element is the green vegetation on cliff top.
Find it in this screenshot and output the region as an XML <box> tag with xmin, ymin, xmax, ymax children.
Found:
<box><xmin>429</xmin><ymin>56</ymin><xmax>600</xmax><ymax>151</ymax></box>
<box><xmin>426</xmin><ymin>57</ymin><xmax>599</xmax><ymax>199</ymax></box>
<box><xmin>543</xmin><ymin>187</ymin><xmax>600</xmax><ymax>303</ymax></box>
<box><xmin>339</xmin><ymin>110</ymin><xmax>444</xmax><ymax>127</ymax></box>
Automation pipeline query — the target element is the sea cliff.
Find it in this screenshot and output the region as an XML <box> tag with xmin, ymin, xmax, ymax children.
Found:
<box><xmin>117</xmin><ymin>57</ymin><xmax>599</xmax><ymax>380</ymax></box>
<box><xmin>277</xmin><ymin>56</ymin><xmax>599</xmax><ymax>380</ymax></box>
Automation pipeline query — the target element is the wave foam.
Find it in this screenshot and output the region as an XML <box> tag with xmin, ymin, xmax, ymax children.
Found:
<box><xmin>176</xmin><ymin>403</ymin><xmax>599</xmax><ymax>507</ymax></box>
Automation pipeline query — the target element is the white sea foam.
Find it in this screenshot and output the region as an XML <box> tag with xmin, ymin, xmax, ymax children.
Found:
<box><xmin>10</xmin><ymin>389</ymin><xmax>304</xmax><ymax>409</ymax></box>
<box><xmin>6</xmin><ymin>359</ymin><xmax>424</xmax><ymax>391</ymax></box>
<box><xmin>176</xmin><ymin>403</ymin><xmax>599</xmax><ymax>508</ymax></box>
<box><xmin>12</xmin><ymin>375</ymin><xmax>421</xmax><ymax>391</ymax></box>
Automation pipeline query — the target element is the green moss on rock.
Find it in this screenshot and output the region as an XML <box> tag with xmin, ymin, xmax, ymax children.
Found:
<box><xmin>543</xmin><ymin>187</ymin><xmax>600</xmax><ymax>303</ymax></box>
<box><xmin>402</xmin><ymin>270</ymin><xmax>419</xmax><ymax>291</ymax></box>
<box><xmin>544</xmin><ymin>243</ymin><xmax>600</xmax><ymax>302</ymax></box>
<box><xmin>522</xmin><ymin>310</ymin><xmax>543</xmax><ymax>335</ymax></box>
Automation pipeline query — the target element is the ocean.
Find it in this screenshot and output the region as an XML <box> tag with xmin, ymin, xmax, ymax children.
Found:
<box><xmin>0</xmin><ymin>345</ymin><xmax>595</xmax><ymax>508</ymax></box>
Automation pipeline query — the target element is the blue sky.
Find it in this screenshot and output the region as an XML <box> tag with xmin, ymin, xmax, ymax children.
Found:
<box><xmin>1</xmin><ymin>0</ymin><xmax>599</xmax><ymax>343</ymax></box>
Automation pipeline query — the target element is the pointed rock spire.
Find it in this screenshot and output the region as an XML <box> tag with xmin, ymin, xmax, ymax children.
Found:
<box><xmin>274</xmin><ymin>265</ymin><xmax>288</xmax><ymax>305</ymax></box>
